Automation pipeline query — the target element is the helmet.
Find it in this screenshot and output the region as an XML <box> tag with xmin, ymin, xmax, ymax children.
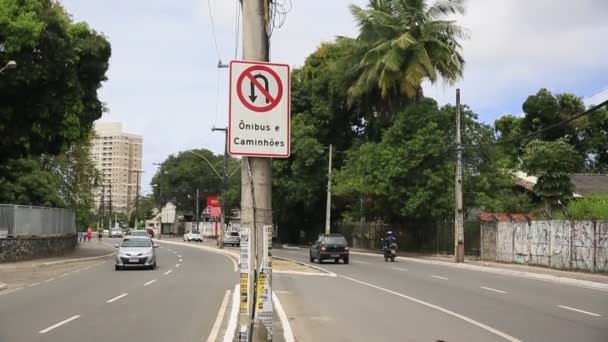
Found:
<box><xmin>386</xmin><ymin>231</ymin><xmax>393</xmax><ymax>236</ymax></box>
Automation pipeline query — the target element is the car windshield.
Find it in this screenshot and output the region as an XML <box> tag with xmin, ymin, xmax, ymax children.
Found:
<box><xmin>191</xmin><ymin>231</ymin><xmax>200</xmax><ymax>234</ymax></box>
<box><xmin>121</xmin><ymin>238</ymin><xmax>151</xmax><ymax>248</ymax></box>
<box><xmin>324</xmin><ymin>236</ymin><xmax>347</xmax><ymax>245</ymax></box>
<box><xmin>131</xmin><ymin>231</ymin><xmax>147</xmax><ymax>235</ymax></box>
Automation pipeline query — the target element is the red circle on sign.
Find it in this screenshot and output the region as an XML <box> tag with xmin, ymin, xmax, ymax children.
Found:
<box><xmin>236</xmin><ymin>65</ymin><xmax>283</xmax><ymax>113</ymax></box>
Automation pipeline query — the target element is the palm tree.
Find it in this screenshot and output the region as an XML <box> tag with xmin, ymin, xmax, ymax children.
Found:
<box><xmin>343</xmin><ymin>0</ymin><xmax>468</xmax><ymax>112</ymax></box>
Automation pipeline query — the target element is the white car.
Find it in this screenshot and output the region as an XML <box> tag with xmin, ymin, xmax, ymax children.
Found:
<box><xmin>110</xmin><ymin>229</ymin><xmax>123</xmax><ymax>238</ymax></box>
<box><xmin>183</xmin><ymin>230</ymin><xmax>203</xmax><ymax>242</ymax></box>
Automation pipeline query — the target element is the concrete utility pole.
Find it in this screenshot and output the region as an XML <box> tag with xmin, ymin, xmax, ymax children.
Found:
<box><xmin>212</xmin><ymin>127</ymin><xmax>229</xmax><ymax>249</ymax></box>
<box><xmin>153</xmin><ymin>163</ymin><xmax>165</xmax><ymax>239</ymax></box>
<box><xmin>241</xmin><ymin>0</ymin><xmax>273</xmax><ymax>340</ymax></box>
<box><xmin>454</xmin><ymin>89</ymin><xmax>465</xmax><ymax>263</ymax></box>
<box><xmin>325</xmin><ymin>144</ymin><xmax>333</xmax><ymax>235</ymax></box>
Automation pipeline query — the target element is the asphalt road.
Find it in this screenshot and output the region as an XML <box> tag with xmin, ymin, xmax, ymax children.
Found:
<box><xmin>273</xmin><ymin>248</ymin><xmax>608</xmax><ymax>342</ymax></box>
<box><xmin>0</xmin><ymin>239</ymin><xmax>237</xmax><ymax>342</ymax></box>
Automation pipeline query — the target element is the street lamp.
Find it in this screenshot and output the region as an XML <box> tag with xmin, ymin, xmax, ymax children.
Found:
<box><xmin>0</xmin><ymin>60</ymin><xmax>17</xmax><ymax>74</ymax></box>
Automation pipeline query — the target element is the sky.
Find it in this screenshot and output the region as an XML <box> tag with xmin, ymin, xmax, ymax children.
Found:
<box><xmin>60</xmin><ymin>0</ymin><xmax>608</xmax><ymax>193</ymax></box>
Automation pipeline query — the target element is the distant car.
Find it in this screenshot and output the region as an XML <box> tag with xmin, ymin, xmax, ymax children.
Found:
<box><xmin>130</xmin><ymin>230</ymin><xmax>150</xmax><ymax>237</ymax></box>
<box><xmin>110</xmin><ymin>229</ymin><xmax>123</xmax><ymax>238</ymax></box>
<box><xmin>224</xmin><ymin>231</ymin><xmax>240</xmax><ymax>247</ymax></box>
<box><xmin>183</xmin><ymin>230</ymin><xmax>203</xmax><ymax>242</ymax></box>
<box><xmin>114</xmin><ymin>236</ymin><xmax>158</xmax><ymax>270</ymax></box>
<box><xmin>310</xmin><ymin>234</ymin><xmax>350</xmax><ymax>264</ymax></box>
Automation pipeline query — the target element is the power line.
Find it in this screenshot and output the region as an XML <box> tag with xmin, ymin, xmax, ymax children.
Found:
<box><xmin>207</xmin><ymin>0</ymin><xmax>222</xmax><ymax>59</ymax></box>
<box><xmin>464</xmin><ymin>98</ymin><xmax>608</xmax><ymax>150</ymax></box>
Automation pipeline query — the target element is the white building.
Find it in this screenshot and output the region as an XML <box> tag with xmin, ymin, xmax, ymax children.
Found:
<box><xmin>91</xmin><ymin>122</ymin><xmax>143</xmax><ymax>214</ymax></box>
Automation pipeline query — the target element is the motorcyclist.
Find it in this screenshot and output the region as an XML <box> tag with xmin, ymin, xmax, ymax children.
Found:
<box><xmin>382</xmin><ymin>231</ymin><xmax>397</xmax><ymax>251</ymax></box>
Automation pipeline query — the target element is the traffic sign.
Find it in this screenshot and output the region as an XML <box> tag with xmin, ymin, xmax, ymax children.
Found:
<box><xmin>229</xmin><ymin>60</ymin><xmax>290</xmax><ymax>157</ymax></box>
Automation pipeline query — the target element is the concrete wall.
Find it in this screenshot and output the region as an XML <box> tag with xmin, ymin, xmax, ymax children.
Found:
<box><xmin>481</xmin><ymin>219</ymin><xmax>608</xmax><ymax>273</ymax></box>
<box><xmin>0</xmin><ymin>234</ymin><xmax>77</xmax><ymax>263</ymax></box>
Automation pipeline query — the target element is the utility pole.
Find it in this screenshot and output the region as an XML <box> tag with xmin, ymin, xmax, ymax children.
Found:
<box><xmin>131</xmin><ymin>170</ymin><xmax>145</xmax><ymax>228</ymax></box>
<box><xmin>212</xmin><ymin>126</ymin><xmax>229</xmax><ymax>249</ymax></box>
<box><xmin>454</xmin><ymin>89</ymin><xmax>464</xmax><ymax>263</ymax></box>
<box><xmin>153</xmin><ymin>163</ymin><xmax>164</xmax><ymax>239</ymax></box>
<box><xmin>325</xmin><ymin>144</ymin><xmax>333</xmax><ymax>235</ymax></box>
<box><xmin>241</xmin><ymin>0</ymin><xmax>272</xmax><ymax>341</ymax></box>
<box><xmin>196</xmin><ymin>187</ymin><xmax>200</xmax><ymax>233</ymax></box>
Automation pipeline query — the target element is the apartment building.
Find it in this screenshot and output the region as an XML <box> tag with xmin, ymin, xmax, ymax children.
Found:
<box><xmin>91</xmin><ymin>122</ymin><xmax>143</xmax><ymax>214</ymax></box>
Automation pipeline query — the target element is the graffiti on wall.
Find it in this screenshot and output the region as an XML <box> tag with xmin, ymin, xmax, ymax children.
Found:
<box><xmin>486</xmin><ymin>219</ymin><xmax>607</xmax><ymax>273</ymax></box>
<box><xmin>571</xmin><ymin>221</ymin><xmax>594</xmax><ymax>272</ymax></box>
<box><xmin>596</xmin><ymin>222</ymin><xmax>608</xmax><ymax>272</ymax></box>
<box><xmin>550</xmin><ymin>221</ymin><xmax>570</xmax><ymax>269</ymax></box>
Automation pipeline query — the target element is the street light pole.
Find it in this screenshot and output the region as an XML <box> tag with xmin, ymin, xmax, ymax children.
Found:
<box><xmin>196</xmin><ymin>187</ymin><xmax>200</xmax><ymax>233</ymax></box>
<box><xmin>454</xmin><ymin>89</ymin><xmax>465</xmax><ymax>263</ymax></box>
<box><xmin>212</xmin><ymin>127</ymin><xmax>229</xmax><ymax>249</ymax></box>
<box><xmin>325</xmin><ymin>144</ymin><xmax>333</xmax><ymax>235</ymax></box>
<box><xmin>153</xmin><ymin>163</ymin><xmax>166</xmax><ymax>240</ymax></box>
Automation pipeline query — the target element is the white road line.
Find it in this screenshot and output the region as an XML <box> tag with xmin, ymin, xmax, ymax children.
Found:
<box><xmin>351</xmin><ymin>260</ymin><xmax>371</xmax><ymax>265</ymax></box>
<box><xmin>175</xmin><ymin>263</ymin><xmax>180</xmax><ymax>268</ymax></box>
<box><xmin>144</xmin><ymin>279</ymin><xmax>158</xmax><ymax>286</ymax></box>
<box><xmin>83</xmin><ymin>266</ymin><xmax>92</xmax><ymax>270</ymax></box>
<box><xmin>207</xmin><ymin>289</ymin><xmax>231</xmax><ymax>342</ymax></box>
<box><xmin>106</xmin><ymin>293</ymin><xmax>128</xmax><ymax>303</ymax></box>
<box><xmin>341</xmin><ymin>275</ymin><xmax>522</xmax><ymax>342</ymax></box>
<box><xmin>481</xmin><ymin>286</ymin><xmax>507</xmax><ymax>294</ymax></box>
<box><xmin>177</xmin><ymin>255</ymin><xmax>182</xmax><ymax>258</ymax></box>
<box><xmin>39</xmin><ymin>315</ymin><xmax>80</xmax><ymax>334</ymax></box>
<box><xmin>164</xmin><ymin>270</ymin><xmax>173</xmax><ymax>275</ymax></box>
<box><xmin>45</xmin><ymin>278</ymin><xmax>55</xmax><ymax>283</ymax></box>
<box><xmin>273</xmin><ymin>291</ymin><xmax>296</xmax><ymax>342</ymax></box>
<box><xmin>432</xmin><ymin>275</ymin><xmax>448</xmax><ymax>280</ymax></box>
<box><xmin>27</xmin><ymin>282</ymin><xmax>41</xmax><ymax>287</ymax></box>
<box><xmin>392</xmin><ymin>267</ymin><xmax>408</xmax><ymax>272</ymax></box>
<box><xmin>60</xmin><ymin>273</ymin><xmax>69</xmax><ymax>277</ymax></box>
<box><xmin>223</xmin><ymin>285</ymin><xmax>239</xmax><ymax>342</ymax></box>
<box><xmin>179</xmin><ymin>258</ymin><xmax>183</xmax><ymax>262</ymax></box>
<box><xmin>0</xmin><ymin>287</ymin><xmax>23</xmax><ymax>297</ymax></box>
<box><xmin>558</xmin><ymin>305</ymin><xmax>602</xmax><ymax>317</ymax></box>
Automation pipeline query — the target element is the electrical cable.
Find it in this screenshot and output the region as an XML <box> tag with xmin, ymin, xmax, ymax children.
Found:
<box><xmin>207</xmin><ymin>0</ymin><xmax>222</xmax><ymax>59</ymax></box>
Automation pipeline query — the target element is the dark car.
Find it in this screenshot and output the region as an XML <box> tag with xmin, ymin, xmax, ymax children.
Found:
<box><xmin>309</xmin><ymin>234</ymin><xmax>350</xmax><ymax>264</ymax></box>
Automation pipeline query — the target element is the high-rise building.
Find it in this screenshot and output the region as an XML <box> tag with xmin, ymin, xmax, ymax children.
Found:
<box><xmin>91</xmin><ymin>122</ymin><xmax>143</xmax><ymax>214</ymax></box>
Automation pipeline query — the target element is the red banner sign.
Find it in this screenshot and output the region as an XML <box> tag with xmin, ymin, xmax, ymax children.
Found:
<box><xmin>206</xmin><ymin>196</ymin><xmax>222</xmax><ymax>208</ymax></box>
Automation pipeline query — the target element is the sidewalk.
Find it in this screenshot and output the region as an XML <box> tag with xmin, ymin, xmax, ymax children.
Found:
<box><xmin>0</xmin><ymin>239</ymin><xmax>115</xmax><ymax>291</ymax></box>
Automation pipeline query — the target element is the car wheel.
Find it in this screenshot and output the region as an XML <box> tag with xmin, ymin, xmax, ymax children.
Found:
<box><xmin>318</xmin><ymin>256</ymin><xmax>323</xmax><ymax>264</ymax></box>
<box><xmin>334</xmin><ymin>258</ymin><xmax>340</xmax><ymax>264</ymax></box>
<box><xmin>115</xmin><ymin>265</ymin><xmax>120</xmax><ymax>271</ymax></box>
<box><xmin>391</xmin><ymin>257</ymin><xmax>395</xmax><ymax>262</ymax></box>
<box><xmin>343</xmin><ymin>257</ymin><xmax>349</xmax><ymax>265</ymax></box>
<box><xmin>309</xmin><ymin>254</ymin><xmax>314</xmax><ymax>262</ymax></box>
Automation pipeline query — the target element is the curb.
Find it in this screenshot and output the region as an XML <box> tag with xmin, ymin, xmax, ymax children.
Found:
<box><xmin>40</xmin><ymin>251</ymin><xmax>116</xmax><ymax>267</ymax></box>
<box><xmin>349</xmin><ymin>251</ymin><xmax>608</xmax><ymax>291</ymax></box>
<box><xmin>274</xmin><ymin>256</ymin><xmax>337</xmax><ymax>277</ymax></box>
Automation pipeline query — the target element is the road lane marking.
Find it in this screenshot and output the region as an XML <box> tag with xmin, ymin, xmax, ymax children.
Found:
<box><xmin>351</xmin><ymin>260</ymin><xmax>371</xmax><ymax>265</ymax></box>
<box><xmin>207</xmin><ymin>289</ymin><xmax>231</xmax><ymax>342</ymax></box>
<box><xmin>175</xmin><ymin>263</ymin><xmax>180</xmax><ymax>268</ymax></box>
<box><xmin>481</xmin><ymin>286</ymin><xmax>507</xmax><ymax>294</ymax></box>
<box><xmin>164</xmin><ymin>270</ymin><xmax>173</xmax><ymax>275</ymax></box>
<box><xmin>0</xmin><ymin>287</ymin><xmax>23</xmax><ymax>297</ymax></box>
<box><xmin>340</xmin><ymin>275</ymin><xmax>522</xmax><ymax>342</ymax></box>
<box><xmin>144</xmin><ymin>279</ymin><xmax>158</xmax><ymax>286</ymax></box>
<box><xmin>39</xmin><ymin>315</ymin><xmax>80</xmax><ymax>334</ymax></box>
<box><xmin>177</xmin><ymin>255</ymin><xmax>182</xmax><ymax>258</ymax></box>
<box><xmin>179</xmin><ymin>258</ymin><xmax>183</xmax><ymax>262</ymax></box>
<box><xmin>273</xmin><ymin>291</ymin><xmax>296</xmax><ymax>342</ymax></box>
<box><xmin>558</xmin><ymin>305</ymin><xmax>602</xmax><ymax>317</ymax></box>
<box><xmin>45</xmin><ymin>278</ymin><xmax>55</xmax><ymax>283</ymax></box>
<box><xmin>432</xmin><ymin>275</ymin><xmax>448</xmax><ymax>280</ymax></box>
<box><xmin>60</xmin><ymin>273</ymin><xmax>70</xmax><ymax>277</ymax></box>
<box><xmin>392</xmin><ymin>267</ymin><xmax>408</xmax><ymax>272</ymax></box>
<box><xmin>27</xmin><ymin>282</ymin><xmax>41</xmax><ymax>287</ymax></box>
<box><xmin>106</xmin><ymin>293</ymin><xmax>128</xmax><ymax>303</ymax></box>
<box><xmin>274</xmin><ymin>290</ymin><xmax>293</xmax><ymax>294</ymax></box>
<box><xmin>223</xmin><ymin>284</ymin><xmax>239</xmax><ymax>342</ymax></box>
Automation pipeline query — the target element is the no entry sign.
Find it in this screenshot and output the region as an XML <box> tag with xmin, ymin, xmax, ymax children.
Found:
<box><xmin>229</xmin><ymin>60</ymin><xmax>290</xmax><ymax>157</ymax></box>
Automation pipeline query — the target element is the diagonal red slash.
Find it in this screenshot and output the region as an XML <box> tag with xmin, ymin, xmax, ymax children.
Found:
<box><xmin>245</xmin><ymin>72</ymin><xmax>277</xmax><ymax>104</ymax></box>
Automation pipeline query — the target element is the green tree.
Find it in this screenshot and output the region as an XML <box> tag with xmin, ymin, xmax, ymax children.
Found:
<box><xmin>0</xmin><ymin>0</ymin><xmax>111</xmax><ymax>161</ymax></box>
<box><xmin>566</xmin><ymin>192</ymin><xmax>608</xmax><ymax>220</ymax></box>
<box><xmin>343</xmin><ymin>0</ymin><xmax>467</xmax><ymax>113</ymax></box>
<box><xmin>0</xmin><ymin>158</ymin><xmax>63</xmax><ymax>206</ymax></box>
<box><xmin>522</xmin><ymin>139</ymin><xmax>581</xmax><ymax>215</ymax></box>
<box><xmin>151</xmin><ymin>149</ymin><xmax>240</xmax><ymax>216</ymax></box>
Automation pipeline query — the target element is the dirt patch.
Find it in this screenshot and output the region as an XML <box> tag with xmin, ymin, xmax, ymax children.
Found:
<box><xmin>274</xmin><ymin>258</ymin><xmax>323</xmax><ymax>274</ymax></box>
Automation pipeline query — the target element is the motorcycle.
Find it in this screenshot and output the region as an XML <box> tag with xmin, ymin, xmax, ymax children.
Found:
<box><xmin>381</xmin><ymin>239</ymin><xmax>397</xmax><ymax>262</ymax></box>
